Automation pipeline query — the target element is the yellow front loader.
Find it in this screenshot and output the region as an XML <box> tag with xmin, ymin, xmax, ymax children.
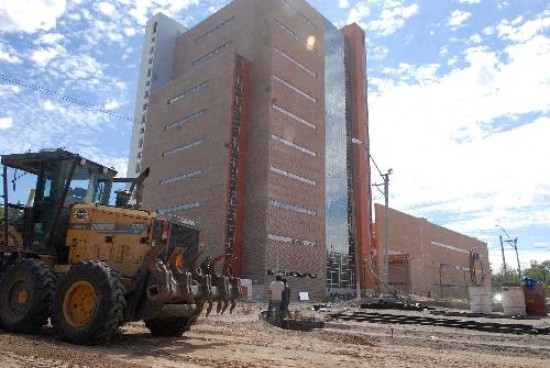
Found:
<box><xmin>0</xmin><ymin>149</ymin><xmax>240</xmax><ymax>345</ymax></box>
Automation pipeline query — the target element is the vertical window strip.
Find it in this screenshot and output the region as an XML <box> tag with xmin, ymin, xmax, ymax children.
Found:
<box><xmin>192</xmin><ymin>41</ymin><xmax>233</xmax><ymax>67</ymax></box>
<box><xmin>270</xmin><ymin>166</ymin><xmax>317</xmax><ymax>186</ymax></box>
<box><xmin>273</xmin><ymin>75</ymin><xmax>316</xmax><ymax>102</ymax></box>
<box><xmin>271</xmin><ymin>134</ymin><xmax>316</xmax><ymax>157</ymax></box>
<box><xmin>163</xmin><ymin>140</ymin><xmax>203</xmax><ymax>157</ymax></box>
<box><xmin>165</xmin><ymin>109</ymin><xmax>206</xmax><ymax>131</ymax></box>
<box><xmin>167</xmin><ymin>81</ymin><xmax>208</xmax><ymax>104</ymax></box>
<box><xmin>273</xmin><ymin>46</ymin><xmax>316</xmax><ymax>77</ymax></box>
<box><xmin>158</xmin><ymin>201</ymin><xmax>200</xmax><ymax>214</ymax></box>
<box><xmin>278</xmin><ymin>0</ymin><xmax>317</xmax><ymax>29</ymax></box>
<box><xmin>273</xmin><ymin>104</ymin><xmax>316</xmax><ymax>129</ymax></box>
<box><xmin>159</xmin><ymin>169</ymin><xmax>202</xmax><ymax>186</ymax></box>
<box><xmin>273</xmin><ymin>18</ymin><xmax>317</xmax><ymax>52</ymax></box>
<box><xmin>269</xmin><ymin>200</ymin><xmax>317</xmax><ymax>216</ymax></box>
<box><xmin>268</xmin><ymin>233</ymin><xmax>317</xmax><ymax>246</ymax></box>
<box><xmin>195</xmin><ymin>16</ymin><xmax>235</xmax><ymax>43</ymax></box>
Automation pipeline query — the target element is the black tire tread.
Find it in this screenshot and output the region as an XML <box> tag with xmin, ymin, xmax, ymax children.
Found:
<box><xmin>0</xmin><ymin>258</ymin><xmax>56</xmax><ymax>334</ymax></box>
<box><xmin>53</xmin><ymin>260</ymin><xmax>126</xmax><ymax>345</ymax></box>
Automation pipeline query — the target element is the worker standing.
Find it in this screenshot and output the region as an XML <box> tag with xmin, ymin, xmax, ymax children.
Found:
<box><xmin>267</xmin><ymin>275</ymin><xmax>285</xmax><ymax>324</ymax></box>
<box><xmin>281</xmin><ymin>278</ymin><xmax>291</xmax><ymax>319</ymax></box>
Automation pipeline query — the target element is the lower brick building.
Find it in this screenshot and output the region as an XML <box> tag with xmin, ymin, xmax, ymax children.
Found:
<box><xmin>374</xmin><ymin>204</ymin><xmax>490</xmax><ymax>299</ymax></box>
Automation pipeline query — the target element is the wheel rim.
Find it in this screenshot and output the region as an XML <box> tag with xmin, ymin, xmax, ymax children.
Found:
<box><xmin>62</xmin><ymin>280</ymin><xmax>97</xmax><ymax>327</ymax></box>
<box><xmin>8</xmin><ymin>279</ymin><xmax>31</xmax><ymax>317</ymax></box>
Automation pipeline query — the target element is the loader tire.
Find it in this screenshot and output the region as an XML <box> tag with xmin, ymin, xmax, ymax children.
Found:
<box><xmin>144</xmin><ymin>314</ymin><xmax>197</xmax><ymax>337</ymax></box>
<box><xmin>0</xmin><ymin>258</ymin><xmax>56</xmax><ymax>334</ymax></box>
<box><xmin>53</xmin><ymin>261</ymin><xmax>126</xmax><ymax>345</ymax></box>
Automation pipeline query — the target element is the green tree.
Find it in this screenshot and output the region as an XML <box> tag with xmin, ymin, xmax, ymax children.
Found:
<box><xmin>491</xmin><ymin>268</ymin><xmax>521</xmax><ymax>288</ymax></box>
<box><xmin>523</xmin><ymin>260</ymin><xmax>550</xmax><ymax>284</ymax></box>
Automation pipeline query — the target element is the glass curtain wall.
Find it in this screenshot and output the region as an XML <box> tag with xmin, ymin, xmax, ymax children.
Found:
<box><xmin>324</xmin><ymin>19</ymin><xmax>354</xmax><ymax>294</ymax></box>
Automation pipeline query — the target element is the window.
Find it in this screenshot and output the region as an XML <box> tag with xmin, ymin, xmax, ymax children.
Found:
<box><xmin>273</xmin><ymin>75</ymin><xmax>316</xmax><ymax>102</ymax></box>
<box><xmin>195</xmin><ymin>16</ymin><xmax>235</xmax><ymax>43</ymax></box>
<box><xmin>270</xmin><ymin>166</ymin><xmax>316</xmax><ymax>186</ymax></box>
<box><xmin>158</xmin><ymin>201</ymin><xmax>199</xmax><ymax>214</ymax></box>
<box><xmin>271</xmin><ymin>134</ymin><xmax>316</xmax><ymax>157</ymax></box>
<box><xmin>159</xmin><ymin>169</ymin><xmax>202</xmax><ymax>186</ymax></box>
<box><xmin>191</xmin><ymin>41</ymin><xmax>232</xmax><ymax>67</ymax></box>
<box><xmin>165</xmin><ymin>109</ymin><xmax>206</xmax><ymax>131</ymax></box>
<box><xmin>273</xmin><ymin>46</ymin><xmax>316</xmax><ymax>77</ymax></box>
<box><xmin>278</xmin><ymin>0</ymin><xmax>317</xmax><ymax>29</ymax></box>
<box><xmin>163</xmin><ymin>140</ymin><xmax>203</xmax><ymax>157</ymax></box>
<box><xmin>274</xmin><ymin>18</ymin><xmax>316</xmax><ymax>52</ymax></box>
<box><xmin>273</xmin><ymin>104</ymin><xmax>316</xmax><ymax>129</ymax></box>
<box><xmin>268</xmin><ymin>233</ymin><xmax>317</xmax><ymax>246</ymax></box>
<box><xmin>167</xmin><ymin>81</ymin><xmax>208</xmax><ymax>104</ymax></box>
<box><xmin>269</xmin><ymin>200</ymin><xmax>316</xmax><ymax>216</ymax></box>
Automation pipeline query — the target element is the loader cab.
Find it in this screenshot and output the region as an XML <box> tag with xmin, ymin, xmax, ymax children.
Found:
<box><xmin>1</xmin><ymin>149</ymin><xmax>117</xmax><ymax>257</ymax></box>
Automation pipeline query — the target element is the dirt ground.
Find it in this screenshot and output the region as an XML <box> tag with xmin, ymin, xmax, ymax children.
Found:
<box><xmin>1</xmin><ymin>302</ymin><xmax>549</xmax><ymax>368</ymax></box>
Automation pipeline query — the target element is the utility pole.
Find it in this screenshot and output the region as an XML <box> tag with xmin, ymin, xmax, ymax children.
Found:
<box><xmin>383</xmin><ymin>171</ymin><xmax>390</xmax><ymax>294</ymax></box>
<box><xmin>505</xmin><ymin>237</ymin><xmax>521</xmax><ymax>279</ymax></box>
<box><xmin>499</xmin><ymin>235</ymin><xmax>508</xmax><ymax>275</ymax></box>
<box><xmin>497</xmin><ymin>225</ymin><xmax>521</xmax><ymax>279</ymax></box>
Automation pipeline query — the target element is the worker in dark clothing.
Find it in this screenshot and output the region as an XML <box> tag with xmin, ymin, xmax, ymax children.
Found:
<box><xmin>281</xmin><ymin>278</ymin><xmax>291</xmax><ymax>319</ymax></box>
<box><xmin>268</xmin><ymin>275</ymin><xmax>285</xmax><ymax>324</ymax></box>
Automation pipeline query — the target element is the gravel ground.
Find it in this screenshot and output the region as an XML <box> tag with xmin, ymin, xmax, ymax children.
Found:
<box><xmin>0</xmin><ymin>302</ymin><xmax>549</xmax><ymax>367</ymax></box>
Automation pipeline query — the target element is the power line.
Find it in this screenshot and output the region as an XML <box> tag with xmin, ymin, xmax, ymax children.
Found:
<box><xmin>0</xmin><ymin>72</ymin><xmax>135</xmax><ymax>123</ymax></box>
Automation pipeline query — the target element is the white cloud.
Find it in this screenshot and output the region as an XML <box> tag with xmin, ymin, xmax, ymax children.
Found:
<box><xmin>371</xmin><ymin>45</ymin><xmax>389</xmax><ymax>60</ymax></box>
<box><xmin>459</xmin><ymin>0</ymin><xmax>481</xmax><ymax>4</ymax></box>
<box><xmin>369</xmin><ymin>15</ymin><xmax>550</xmax><ymax>246</ymax></box>
<box><xmin>43</xmin><ymin>100</ymin><xmax>56</xmax><ymax>111</ymax></box>
<box><xmin>496</xmin><ymin>13</ymin><xmax>550</xmax><ymax>42</ymax></box>
<box><xmin>0</xmin><ymin>0</ymin><xmax>67</xmax><ymax>33</ymax></box>
<box><xmin>0</xmin><ymin>43</ymin><xmax>20</xmax><ymax>63</ymax></box>
<box><xmin>447</xmin><ymin>10</ymin><xmax>471</xmax><ymax>28</ymax></box>
<box><xmin>123</xmin><ymin>27</ymin><xmax>137</xmax><ymax>37</ymax></box>
<box><xmin>0</xmin><ymin>117</ymin><xmax>13</xmax><ymax>129</ymax></box>
<box><xmin>367</xmin><ymin>2</ymin><xmax>419</xmax><ymax>36</ymax></box>
<box><xmin>339</xmin><ymin>0</ymin><xmax>350</xmax><ymax>9</ymax></box>
<box><xmin>127</xmin><ymin>0</ymin><xmax>200</xmax><ymax>25</ymax></box>
<box><xmin>36</xmin><ymin>33</ymin><xmax>65</xmax><ymax>45</ymax></box>
<box><xmin>104</xmin><ymin>99</ymin><xmax>121</xmax><ymax>110</ymax></box>
<box><xmin>50</xmin><ymin>54</ymin><xmax>103</xmax><ymax>79</ymax></box>
<box><xmin>346</xmin><ymin>2</ymin><xmax>371</xmax><ymax>27</ymax></box>
<box><xmin>469</xmin><ymin>34</ymin><xmax>482</xmax><ymax>43</ymax></box>
<box><xmin>31</xmin><ymin>44</ymin><xmax>66</xmax><ymax>68</ymax></box>
<box><xmin>96</xmin><ymin>1</ymin><xmax>117</xmax><ymax>17</ymax></box>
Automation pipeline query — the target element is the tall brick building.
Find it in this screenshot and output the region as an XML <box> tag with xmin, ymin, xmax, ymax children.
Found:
<box><xmin>129</xmin><ymin>0</ymin><xmax>374</xmax><ymax>300</ymax></box>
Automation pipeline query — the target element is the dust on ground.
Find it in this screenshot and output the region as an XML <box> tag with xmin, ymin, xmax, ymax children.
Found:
<box><xmin>1</xmin><ymin>301</ymin><xmax>549</xmax><ymax>368</ymax></box>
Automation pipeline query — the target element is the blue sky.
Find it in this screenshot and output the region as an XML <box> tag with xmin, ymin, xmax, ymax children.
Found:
<box><xmin>0</xmin><ymin>0</ymin><xmax>548</xmax><ymax>272</ymax></box>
